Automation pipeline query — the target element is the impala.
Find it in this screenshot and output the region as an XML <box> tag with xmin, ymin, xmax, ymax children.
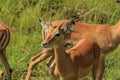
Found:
<box><xmin>0</xmin><ymin>22</ymin><xmax>12</xmax><ymax>80</ymax></box>
<box><xmin>42</xmin><ymin>23</ymin><xmax>101</xmax><ymax>80</ymax></box>
<box><xmin>25</xmin><ymin>20</ymin><xmax>70</xmax><ymax>80</ymax></box>
<box><xmin>26</xmin><ymin>19</ymin><xmax>120</xmax><ymax>80</ymax></box>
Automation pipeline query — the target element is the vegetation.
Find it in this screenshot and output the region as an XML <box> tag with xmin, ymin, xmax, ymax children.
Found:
<box><xmin>0</xmin><ymin>0</ymin><xmax>120</xmax><ymax>80</ymax></box>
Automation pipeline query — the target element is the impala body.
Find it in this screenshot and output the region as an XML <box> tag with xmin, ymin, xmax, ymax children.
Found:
<box><xmin>0</xmin><ymin>22</ymin><xmax>12</xmax><ymax>80</ymax></box>
<box><xmin>42</xmin><ymin>23</ymin><xmax>101</xmax><ymax>80</ymax></box>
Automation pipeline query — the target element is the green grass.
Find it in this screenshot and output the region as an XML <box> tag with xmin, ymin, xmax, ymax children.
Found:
<box><xmin>0</xmin><ymin>0</ymin><xmax>120</xmax><ymax>80</ymax></box>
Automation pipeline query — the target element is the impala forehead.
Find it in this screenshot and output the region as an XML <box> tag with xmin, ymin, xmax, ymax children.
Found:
<box><xmin>48</xmin><ymin>27</ymin><xmax>58</xmax><ymax>35</ymax></box>
<box><xmin>46</xmin><ymin>27</ymin><xmax>59</xmax><ymax>39</ymax></box>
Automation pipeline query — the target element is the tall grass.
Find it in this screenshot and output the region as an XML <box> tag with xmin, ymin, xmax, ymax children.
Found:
<box><xmin>0</xmin><ymin>0</ymin><xmax>120</xmax><ymax>80</ymax></box>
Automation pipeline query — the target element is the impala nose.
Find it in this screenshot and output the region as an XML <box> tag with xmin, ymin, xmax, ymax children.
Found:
<box><xmin>42</xmin><ymin>43</ymin><xmax>48</xmax><ymax>48</ymax></box>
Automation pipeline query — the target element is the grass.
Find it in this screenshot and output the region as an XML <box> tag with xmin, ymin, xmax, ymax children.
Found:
<box><xmin>0</xmin><ymin>0</ymin><xmax>120</xmax><ymax>80</ymax></box>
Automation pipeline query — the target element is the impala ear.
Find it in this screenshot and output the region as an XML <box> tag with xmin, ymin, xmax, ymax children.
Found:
<box><xmin>39</xmin><ymin>19</ymin><xmax>49</xmax><ymax>30</ymax></box>
<box><xmin>48</xmin><ymin>21</ymin><xmax>53</xmax><ymax>28</ymax></box>
<box><xmin>62</xmin><ymin>20</ymin><xmax>75</xmax><ymax>34</ymax></box>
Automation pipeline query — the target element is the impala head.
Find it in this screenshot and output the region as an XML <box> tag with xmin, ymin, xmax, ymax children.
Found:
<box><xmin>42</xmin><ymin>20</ymin><xmax>75</xmax><ymax>48</ymax></box>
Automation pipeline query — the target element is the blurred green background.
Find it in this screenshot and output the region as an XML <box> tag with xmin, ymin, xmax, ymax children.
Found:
<box><xmin>0</xmin><ymin>0</ymin><xmax>120</xmax><ymax>80</ymax></box>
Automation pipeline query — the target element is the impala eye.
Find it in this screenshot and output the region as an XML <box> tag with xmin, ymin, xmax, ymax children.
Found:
<box><xmin>54</xmin><ymin>33</ymin><xmax>61</xmax><ymax>38</ymax></box>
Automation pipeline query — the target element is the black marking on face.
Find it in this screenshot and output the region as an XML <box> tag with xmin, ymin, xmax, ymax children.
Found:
<box><xmin>54</xmin><ymin>32</ymin><xmax>61</xmax><ymax>38</ymax></box>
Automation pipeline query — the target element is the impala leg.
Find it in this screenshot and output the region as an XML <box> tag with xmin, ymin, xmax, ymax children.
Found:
<box><xmin>0</xmin><ymin>69</ymin><xmax>4</xmax><ymax>80</ymax></box>
<box><xmin>95</xmin><ymin>53</ymin><xmax>105</xmax><ymax>80</ymax></box>
<box><xmin>92</xmin><ymin>56</ymin><xmax>99</xmax><ymax>80</ymax></box>
<box><xmin>46</xmin><ymin>56</ymin><xmax>55</xmax><ymax>74</ymax></box>
<box><xmin>25</xmin><ymin>49</ymin><xmax>54</xmax><ymax>80</ymax></box>
<box><xmin>0</xmin><ymin>49</ymin><xmax>12</xmax><ymax>80</ymax></box>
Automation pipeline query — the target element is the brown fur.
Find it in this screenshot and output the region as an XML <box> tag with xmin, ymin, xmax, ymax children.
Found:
<box><xmin>43</xmin><ymin>27</ymin><xmax>101</xmax><ymax>80</ymax></box>
<box><xmin>0</xmin><ymin>22</ymin><xmax>12</xmax><ymax>80</ymax></box>
<box><xmin>26</xmin><ymin>20</ymin><xmax>120</xmax><ymax>80</ymax></box>
<box><xmin>25</xmin><ymin>20</ymin><xmax>69</xmax><ymax>80</ymax></box>
<box><xmin>25</xmin><ymin>48</ymin><xmax>54</xmax><ymax>80</ymax></box>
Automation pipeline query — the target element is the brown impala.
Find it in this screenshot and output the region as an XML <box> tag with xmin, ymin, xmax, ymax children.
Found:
<box><xmin>42</xmin><ymin>22</ymin><xmax>101</xmax><ymax>80</ymax></box>
<box><xmin>0</xmin><ymin>22</ymin><xmax>12</xmax><ymax>80</ymax></box>
<box><xmin>26</xmin><ymin>20</ymin><xmax>120</xmax><ymax>80</ymax></box>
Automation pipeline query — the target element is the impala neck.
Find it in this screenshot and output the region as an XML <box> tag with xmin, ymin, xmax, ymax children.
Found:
<box><xmin>53</xmin><ymin>41</ymin><xmax>71</xmax><ymax>71</ymax></box>
<box><xmin>112</xmin><ymin>21</ymin><xmax>120</xmax><ymax>43</ymax></box>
